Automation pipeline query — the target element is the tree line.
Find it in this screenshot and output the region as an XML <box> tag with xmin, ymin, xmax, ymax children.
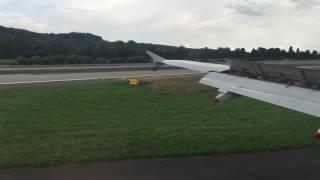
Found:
<box><xmin>0</xmin><ymin>26</ymin><xmax>319</xmax><ymax>65</ymax></box>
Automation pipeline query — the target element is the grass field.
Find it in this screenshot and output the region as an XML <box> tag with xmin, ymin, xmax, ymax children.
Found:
<box><xmin>0</xmin><ymin>59</ymin><xmax>16</xmax><ymax>65</ymax></box>
<box><xmin>0</xmin><ymin>76</ymin><xmax>320</xmax><ymax>168</ymax></box>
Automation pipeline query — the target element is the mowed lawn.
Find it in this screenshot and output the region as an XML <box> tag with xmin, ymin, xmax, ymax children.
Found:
<box><xmin>0</xmin><ymin>76</ymin><xmax>320</xmax><ymax>168</ymax></box>
<box><xmin>0</xmin><ymin>59</ymin><xmax>16</xmax><ymax>65</ymax></box>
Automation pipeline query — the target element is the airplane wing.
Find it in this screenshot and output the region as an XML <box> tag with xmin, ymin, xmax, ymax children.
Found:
<box><xmin>201</xmin><ymin>72</ymin><xmax>320</xmax><ymax>117</ymax></box>
<box><xmin>146</xmin><ymin>51</ymin><xmax>229</xmax><ymax>73</ymax></box>
<box><xmin>146</xmin><ymin>51</ymin><xmax>320</xmax><ymax>118</ymax></box>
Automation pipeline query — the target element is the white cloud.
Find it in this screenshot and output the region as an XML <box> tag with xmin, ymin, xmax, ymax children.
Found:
<box><xmin>0</xmin><ymin>12</ymin><xmax>48</xmax><ymax>31</ymax></box>
<box><xmin>0</xmin><ymin>0</ymin><xmax>319</xmax><ymax>50</ymax></box>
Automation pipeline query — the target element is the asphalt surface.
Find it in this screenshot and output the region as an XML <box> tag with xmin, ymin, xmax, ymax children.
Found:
<box><xmin>298</xmin><ymin>66</ymin><xmax>320</xmax><ymax>70</ymax></box>
<box><xmin>0</xmin><ymin>69</ymin><xmax>198</xmax><ymax>86</ymax></box>
<box><xmin>260</xmin><ymin>59</ymin><xmax>320</xmax><ymax>66</ymax></box>
<box><xmin>0</xmin><ymin>64</ymin><xmax>177</xmax><ymax>74</ymax></box>
<box><xmin>0</xmin><ymin>148</ymin><xmax>320</xmax><ymax>180</ymax></box>
<box><xmin>1</xmin><ymin>62</ymin><xmax>319</xmax><ymax>86</ymax></box>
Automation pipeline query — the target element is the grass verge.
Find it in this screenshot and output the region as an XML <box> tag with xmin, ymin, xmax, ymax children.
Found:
<box><xmin>0</xmin><ymin>59</ymin><xmax>16</xmax><ymax>66</ymax></box>
<box><xmin>0</xmin><ymin>76</ymin><xmax>319</xmax><ymax>168</ymax></box>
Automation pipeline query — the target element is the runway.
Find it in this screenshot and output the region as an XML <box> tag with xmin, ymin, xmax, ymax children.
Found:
<box><xmin>0</xmin><ymin>64</ymin><xmax>177</xmax><ymax>75</ymax></box>
<box><xmin>1</xmin><ymin>148</ymin><xmax>320</xmax><ymax>180</ymax></box>
<box><xmin>0</xmin><ymin>69</ymin><xmax>198</xmax><ymax>86</ymax></box>
<box><xmin>2</xmin><ymin>59</ymin><xmax>320</xmax><ymax>85</ymax></box>
<box><xmin>1</xmin><ymin>61</ymin><xmax>319</xmax><ymax>86</ymax></box>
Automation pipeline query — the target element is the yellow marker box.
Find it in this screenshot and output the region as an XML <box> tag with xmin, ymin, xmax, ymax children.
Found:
<box><xmin>129</xmin><ymin>78</ymin><xmax>139</xmax><ymax>86</ymax></box>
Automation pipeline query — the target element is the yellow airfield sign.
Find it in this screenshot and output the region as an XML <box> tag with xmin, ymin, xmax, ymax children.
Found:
<box><xmin>129</xmin><ymin>78</ymin><xmax>139</xmax><ymax>86</ymax></box>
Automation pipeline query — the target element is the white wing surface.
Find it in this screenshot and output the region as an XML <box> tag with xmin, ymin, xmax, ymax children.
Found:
<box><xmin>201</xmin><ymin>72</ymin><xmax>320</xmax><ymax>117</ymax></box>
<box><xmin>146</xmin><ymin>51</ymin><xmax>229</xmax><ymax>73</ymax></box>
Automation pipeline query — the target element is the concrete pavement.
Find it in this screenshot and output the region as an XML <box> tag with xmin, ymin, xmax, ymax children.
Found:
<box><xmin>0</xmin><ymin>69</ymin><xmax>198</xmax><ymax>86</ymax></box>
<box><xmin>1</xmin><ymin>148</ymin><xmax>320</xmax><ymax>180</ymax></box>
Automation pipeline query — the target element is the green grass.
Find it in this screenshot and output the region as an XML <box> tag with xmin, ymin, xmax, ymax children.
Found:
<box><xmin>0</xmin><ymin>76</ymin><xmax>320</xmax><ymax>168</ymax></box>
<box><xmin>0</xmin><ymin>59</ymin><xmax>16</xmax><ymax>65</ymax></box>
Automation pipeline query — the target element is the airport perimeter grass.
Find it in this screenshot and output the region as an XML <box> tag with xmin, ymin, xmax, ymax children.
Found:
<box><xmin>0</xmin><ymin>76</ymin><xmax>320</xmax><ymax>168</ymax></box>
<box><xmin>0</xmin><ymin>59</ymin><xmax>16</xmax><ymax>65</ymax></box>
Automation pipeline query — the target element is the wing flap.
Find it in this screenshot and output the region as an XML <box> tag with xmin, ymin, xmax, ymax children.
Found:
<box><xmin>200</xmin><ymin>72</ymin><xmax>320</xmax><ymax>117</ymax></box>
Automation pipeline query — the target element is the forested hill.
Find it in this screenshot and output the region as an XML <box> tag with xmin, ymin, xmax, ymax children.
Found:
<box><xmin>0</xmin><ymin>25</ymin><xmax>319</xmax><ymax>65</ymax></box>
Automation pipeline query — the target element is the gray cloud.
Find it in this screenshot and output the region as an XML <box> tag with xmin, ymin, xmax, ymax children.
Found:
<box><xmin>291</xmin><ymin>0</ymin><xmax>320</xmax><ymax>7</ymax></box>
<box><xmin>228</xmin><ymin>0</ymin><xmax>269</xmax><ymax>16</ymax></box>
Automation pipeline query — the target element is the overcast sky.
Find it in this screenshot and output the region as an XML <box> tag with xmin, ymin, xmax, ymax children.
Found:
<box><xmin>0</xmin><ymin>0</ymin><xmax>319</xmax><ymax>50</ymax></box>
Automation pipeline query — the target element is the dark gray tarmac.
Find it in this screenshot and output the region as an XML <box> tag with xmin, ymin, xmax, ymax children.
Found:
<box><xmin>1</xmin><ymin>148</ymin><xmax>320</xmax><ymax>180</ymax></box>
<box><xmin>0</xmin><ymin>69</ymin><xmax>197</xmax><ymax>86</ymax></box>
<box><xmin>0</xmin><ymin>62</ymin><xmax>319</xmax><ymax>86</ymax></box>
<box><xmin>0</xmin><ymin>64</ymin><xmax>176</xmax><ymax>74</ymax></box>
<box><xmin>1</xmin><ymin>60</ymin><xmax>319</xmax><ymax>75</ymax></box>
